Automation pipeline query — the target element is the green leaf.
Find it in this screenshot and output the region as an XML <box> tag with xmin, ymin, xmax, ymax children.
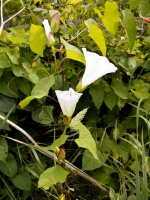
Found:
<box><xmin>19</xmin><ymin>76</ymin><xmax>54</xmax><ymax>108</ymax></box>
<box><xmin>112</xmin><ymin>79</ymin><xmax>128</xmax><ymax>99</ymax></box>
<box><xmin>0</xmin><ymin>94</ymin><xmax>16</xmax><ymax>113</ymax></box>
<box><xmin>29</xmin><ymin>24</ymin><xmax>46</xmax><ymax>57</ymax></box>
<box><xmin>31</xmin><ymin>13</ymin><xmax>41</xmax><ymax>25</ymax></box>
<box><xmin>75</xmin><ymin>122</ymin><xmax>98</xmax><ymax>160</ymax></box>
<box><xmin>60</xmin><ymin>37</ymin><xmax>85</xmax><ymax>64</ymax></box>
<box><xmin>22</xmin><ymin>59</ymin><xmax>50</xmax><ymax>84</ymax></box>
<box><xmin>34</xmin><ymin>0</ymin><xmax>42</xmax><ymax>3</ymax></box>
<box><xmin>120</xmin><ymin>190</ymin><xmax>127</xmax><ymax>200</ymax></box>
<box><xmin>100</xmin><ymin>135</ymin><xmax>111</xmax><ymax>153</ymax></box>
<box><xmin>117</xmin><ymin>98</ymin><xmax>127</xmax><ymax>109</ymax></box>
<box><xmin>0</xmin><ymin>113</ymin><xmax>10</xmax><ymax>131</ymax></box>
<box><xmin>11</xmin><ymin>167</ymin><xmax>31</xmax><ymax>191</ymax></box>
<box><xmin>0</xmin><ymin>52</ymin><xmax>11</xmax><ymax>68</ymax></box>
<box><xmin>67</xmin><ymin>0</ymin><xmax>82</xmax><ymax>4</ymax></box>
<box><xmin>0</xmin><ymin>69</ymin><xmax>3</xmax><ymax>78</ymax></box>
<box><xmin>69</xmin><ymin>108</ymin><xmax>88</xmax><ymax>131</ymax></box>
<box><xmin>94</xmin><ymin>8</ymin><xmax>103</xmax><ymax>19</ymax></box>
<box><xmin>16</xmin><ymin>78</ymin><xmax>32</xmax><ymax>96</ymax></box>
<box><xmin>109</xmin><ymin>188</ymin><xmax>118</xmax><ymax>200</ymax></box>
<box><xmin>7</xmin><ymin>35</ymin><xmax>28</xmax><ymax>44</ymax></box>
<box><xmin>84</xmin><ymin>18</ymin><xmax>98</xmax><ymax>28</ymax></box>
<box><xmin>110</xmin><ymin>140</ymin><xmax>130</xmax><ymax>162</ymax></box>
<box><xmin>39</xmin><ymin>106</ymin><xmax>54</xmax><ymax>124</ymax></box>
<box><xmin>85</xmin><ymin>22</ymin><xmax>106</xmax><ymax>56</ymax></box>
<box><xmin>104</xmin><ymin>90</ymin><xmax>117</xmax><ymax>110</ymax></box>
<box><xmin>102</xmin><ymin>1</ymin><xmax>120</xmax><ymax>36</ymax></box>
<box><xmin>141</xmin><ymin>71</ymin><xmax>150</xmax><ymax>80</ymax></box>
<box><xmin>11</xmin><ymin>63</ymin><xmax>28</xmax><ymax>79</ymax></box>
<box><xmin>143</xmin><ymin>98</ymin><xmax>150</xmax><ymax>111</ymax></box>
<box><xmin>54</xmin><ymin>75</ymin><xmax>62</xmax><ymax>90</ymax></box>
<box><xmin>0</xmin><ymin>153</ymin><xmax>17</xmax><ymax>177</ymax></box>
<box><xmin>38</xmin><ymin>165</ymin><xmax>69</xmax><ymax>190</ymax></box>
<box><xmin>0</xmin><ymin>30</ymin><xmax>8</xmax><ymax>43</ymax></box>
<box><xmin>92</xmin><ymin>167</ymin><xmax>112</xmax><ymax>185</ymax></box>
<box><xmin>127</xmin><ymin>195</ymin><xmax>137</xmax><ymax>200</ymax></box>
<box><xmin>43</xmin><ymin>134</ymin><xmax>68</xmax><ymax>151</ymax></box>
<box><xmin>122</xmin><ymin>10</ymin><xmax>136</xmax><ymax>52</ymax></box>
<box><xmin>31</xmin><ymin>75</ymin><xmax>54</xmax><ymax>98</ymax></box>
<box><xmin>0</xmin><ymin>77</ymin><xmax>18</xmax><ymax>98</ymax></box>
<box><xmin>7</xmin><ymin>28</ymin><xmax>28</xmax><ymax>45</ymax></box>
<box><xmin>19</xmin><ymin>96</ymin><xmax>35</xmax><ymax>109</ymax></box>
<box><xmin>82</xmin><ymin>149</ymin><xmax>107</xmax><ymax>170</ymax></box>
<box><xmin>32</xmin><ymin>107</ymin><xmax>42</xmax><ymax>123</ymax></box>
<box><xmin>0</xmin><ymin>137</ymin><xmax>8</xmax><ymax>162</ymax></box>
<box><xmin>130</xmin><ymin>0</ymin><xmax>141</xmax><ymax>10</ymax></box>
<box><xmin>89</xmin><ymin>83</ymin><xmax>104</xmax><ymax>109</ymax></box>
<box><xmin>139</xmin><ymin>1</ymin><xmax>150</xmax><ymax>18</ymax></box>
<box><xmin>4</xmin><ymin>47</ymin><xmax>19</xmax><ymax>65</ymax></box>
<box><xmin>0</xmin><ymin>145</ymin><xmax>8</xmax><ymax>162</ymax></box>
<box><xmin>131</xmin><ymin>84</ymin><xmax>150</xmax><ymax>99</ymax></box>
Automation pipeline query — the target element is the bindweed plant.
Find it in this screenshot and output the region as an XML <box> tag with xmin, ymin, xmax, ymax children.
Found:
<box><xmin>0</xmin><ymin>0</ymin><xmax>150</xmax><ymax>199</ymax></box>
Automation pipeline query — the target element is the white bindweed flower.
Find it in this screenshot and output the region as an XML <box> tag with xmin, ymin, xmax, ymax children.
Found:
<box><xmin>42</xmin><ymin>19</ymin><xmax>55</xmax><ymax>46</ymax></box>
<box><xmin>55</xmin><ymin>88</ymin><xmax>82</xmax><ymax>118</ymax></box>
<box><xmin>76</xmin><ymin>48</ymin><xmax>117</xmax><ymax>92</ymax></box>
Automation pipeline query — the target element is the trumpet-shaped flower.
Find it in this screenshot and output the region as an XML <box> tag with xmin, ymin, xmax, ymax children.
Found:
<box><xmin>55</xmin><ymin>88</ymin><xmax>82</xmax><ymax>118</ymax></box>
<box><xmin>42</xmin><ymin>19</ymin><xmax>55</xmax><ymax>46</ymax></box>
<box><xmin>76</xmin><ymin>48</ymin><xmax>117</xmax><ymax>92</ymax></box>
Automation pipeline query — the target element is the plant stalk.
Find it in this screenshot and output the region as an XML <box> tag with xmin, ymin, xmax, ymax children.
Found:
<box><xmin>0</xmin><ymin>115</ymin><xmax>38</xmax><ymax>147</ymax></box>
<box><xmin>0</xmin><ymin>116</ymin><xmax>109</xmax><ymax>194</ymax></box>
<box><xmin>52</xmin><ymin>46</ymin><xmax>58</xmax><ymax>73</ymax></box>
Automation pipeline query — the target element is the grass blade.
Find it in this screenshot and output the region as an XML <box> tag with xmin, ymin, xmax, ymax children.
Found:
<box><xmin>141</xmin><ymin>131</ymin><xmax>148</xmax><ymax>200</ymax></box>
<box><xmin>135</xmin><ymin>151</ymin><xmax>141</xmax><ymax>200</ymax></box>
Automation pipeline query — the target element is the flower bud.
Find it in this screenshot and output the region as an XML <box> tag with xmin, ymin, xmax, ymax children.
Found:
<box><xmin>144</xmin><ymin>18</ymin><xmax>150</xmax><ymax>23</ymax></box>
<box><xmin>32</xmin><ymin>60</ymin><xmax>37</xmax><ymax>67</ymax></box>
<box><xmin>55</xmin><ymin>146</ymin><xmax>60</xmax><ymax>156</ymax></box>
<box><xmin>42</xmin><ymin>19</ymin><xmax>55</xmax><ymax>46</ymax></box>
<box><xmin>56</xmin><ymin>147</ymin><xmax>66</xmax><ymax>161</ymax></box>
<box><xmin>51</xmin><ymin>12</ymin><xmax>60</xmax><ymax>33</ymax></box>
<box><xmin>47</xmin><ymin>32</ymin><xmax>55</xmax><ymax>46</ymax></box>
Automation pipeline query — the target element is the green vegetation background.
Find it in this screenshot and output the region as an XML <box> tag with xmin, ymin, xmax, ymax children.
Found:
<box><xmin>0</xmin><ymin>0</ymin><xmax>150</xmax><ymax>199</ymax></box>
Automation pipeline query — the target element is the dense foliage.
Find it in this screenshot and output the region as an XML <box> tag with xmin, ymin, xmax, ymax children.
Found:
<box><xmin>0</xmin><ymin>0</ymin><xmax>150</xmax><ymax>199</ymax></box>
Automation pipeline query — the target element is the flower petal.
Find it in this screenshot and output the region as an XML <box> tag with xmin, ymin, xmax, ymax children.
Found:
<box><xmin>82</xmin><ymin>48</ymin><xmax>117</xmax><ymax>86</ymax></box>
<box><xmin>55</xmin><ymin>88</ymin><xmax>82</xmax><ymax>117</ymax></box>
<box><xmin>42</xmin><ymin>19</ymin><xmax>52</xmax><ymax>38</ymax></box>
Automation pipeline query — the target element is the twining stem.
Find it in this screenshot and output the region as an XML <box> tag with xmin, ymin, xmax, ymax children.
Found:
<box><xmin>2</xmin><ymin>134</ymin><xmax>109</xmax><ymax>194</ymax></box>
<box><xmin>0</xmin><ymin>115</ymin><xmax>109</xmax><ymax>194</ymax></box>
<box><xmin>52</xmin><ymin>46</ymin><xmax>58</xmax><ymax>73</ymax></box>
<box><xmin>67</xmin><ymin>27</ymin><xmax>88</xmax><ymax>43</ymax></box>
<box><xmin>54</xmin><ymin>67</ymin><xmax>67</xmax><ymax>75</ymax></box>
<box><xmin>57</xmin><ymin>57</ymin><xmax>67</xmax><ymax>70</ymax></box>
<box><xmin>47</xmin><ymin>95</ymin><xmax>58</xmax><ymax>102</ymax></box>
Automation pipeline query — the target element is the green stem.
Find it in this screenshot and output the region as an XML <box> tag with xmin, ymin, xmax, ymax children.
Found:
<box><xmin>52</xmin><ymin>46</ymin><xmax>57</xmax><ymax>73</ymax></box>
<box><xmin>63</xmin><ymin>125</ymin><xmax>67</xmax><ymax>135</ymax></box>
